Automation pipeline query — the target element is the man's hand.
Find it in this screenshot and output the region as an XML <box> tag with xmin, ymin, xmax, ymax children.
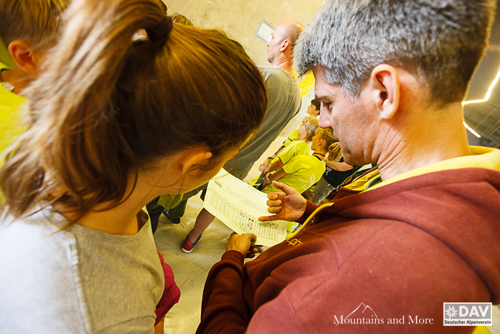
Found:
<box><xmin>258</xmin><ymin>181</ymin><xmax>307</xmax><ymax>222</ymax></box>
<box><xmin>227</xmin><ymin>232</ymin><xmax>257</xmax><ymax>257</ymax></box>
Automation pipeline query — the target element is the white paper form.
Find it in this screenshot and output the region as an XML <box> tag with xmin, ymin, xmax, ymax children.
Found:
<box><xmin>204</xmin><ymin>169</ymin><xmax>288</xmax><ymax>247</ymax></box>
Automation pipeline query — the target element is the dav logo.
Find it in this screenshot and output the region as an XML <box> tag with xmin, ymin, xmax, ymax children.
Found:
<box><xmin>443</xmin><ymin>303</ymin><xmax>492</xmax><ymax>326</ymax></box>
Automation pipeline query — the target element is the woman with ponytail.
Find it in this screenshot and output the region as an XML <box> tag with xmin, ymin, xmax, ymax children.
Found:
<box><xmin>0</xmin><ymin>0</ymin><xmax>266</xmax><ymax>332</ymax></box>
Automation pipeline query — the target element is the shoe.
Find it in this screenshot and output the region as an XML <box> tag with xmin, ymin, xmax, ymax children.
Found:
<box><xmin>181</xmin><ymin>230</ymin><xmax>202</xmax><ymax>253</ymax></box>
<box><xmin>163</xmin><ymin>209</ymin><xmax>181</xmax><ymax>224</ymax></box>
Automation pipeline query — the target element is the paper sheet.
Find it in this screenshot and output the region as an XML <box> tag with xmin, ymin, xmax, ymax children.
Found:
<box><xmin>204</xmin><ymin>169</ymin><xmax>288</xmax><ymax>247</ymax></box>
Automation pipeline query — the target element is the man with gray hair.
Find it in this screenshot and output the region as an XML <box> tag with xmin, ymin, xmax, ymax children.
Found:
<box><xmin>197</xmin><ymin>1</ymin><xmax>500</xmax><ymax>333</ymax></box>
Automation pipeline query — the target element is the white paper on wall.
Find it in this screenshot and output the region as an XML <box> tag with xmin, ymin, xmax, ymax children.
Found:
<box><xmin>255</xmin><ymin>19</ymin><xmax>275</xmax><ymax>43</ymax></box>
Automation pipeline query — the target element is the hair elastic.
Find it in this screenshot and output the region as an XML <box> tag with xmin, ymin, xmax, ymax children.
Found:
<box><xmin>146</xmin><ymin>17</ymin><xmax>173</xmax><ymax>49</ymax></box>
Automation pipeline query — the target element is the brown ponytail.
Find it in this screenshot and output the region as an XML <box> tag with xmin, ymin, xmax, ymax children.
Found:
<box><xmin>1</xmin><ymin>0</ymin><xmax>266</xmax><ymax>220</ymax></box>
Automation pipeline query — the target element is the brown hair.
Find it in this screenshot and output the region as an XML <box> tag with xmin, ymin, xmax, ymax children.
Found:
<box><xmin>310</xmin><ymin>98</ymin><xmax>321</xmax><ymax>112</ymax></box>
<box><xmin>302</xmin><ymin>116</ymin><xmax>319</xmax><ymax>142</ymax></box>
<box><xmin>1</xmin><ymin>0</ymin><xmax>266</xmax><ymax>221</ymax></box>
<box><xmin>327</xmin><ymin>142</ymin><xmax>342</xmax><ymax>162</ymax></box>
<box><xmin>316</xmin><ymin>128</ymin><xmax>337</xmax><ymax>150</ymax></box>
<box><xmin>0</xmin><ymin>0</ymin><xmax>69</xmax><ymax>52</ymax></box>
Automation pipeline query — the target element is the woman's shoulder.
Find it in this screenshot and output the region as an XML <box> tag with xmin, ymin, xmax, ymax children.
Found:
<box><xmin>0</xmin><ymin>206</ymin><xmax>76</xmax><ymax>252</ymax></box>
<box><xmin>0</xmin><ymin>206</ymin><xmax>80</xmax><ymax>281</ymax></box>
<box><xmin>0</xmin><ymin>208</ymin><xmax>90</xmax><ymax>333</ymax></box>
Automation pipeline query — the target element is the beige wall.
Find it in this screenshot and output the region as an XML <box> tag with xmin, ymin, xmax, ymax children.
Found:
<box><xmin>163</xmin><ymin>0</ymin><xmax>325</xmax><ymax>65</ymax></box>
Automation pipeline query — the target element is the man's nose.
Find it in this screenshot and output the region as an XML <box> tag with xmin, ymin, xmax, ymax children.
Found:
<box><xmin>318</xmin><ymin>108</ymin><xmax>332</xmax><ymax>128</ymax></box>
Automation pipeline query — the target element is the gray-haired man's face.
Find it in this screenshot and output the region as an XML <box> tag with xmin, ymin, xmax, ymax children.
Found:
<box><xmin>313</xmin><ymin>65</ymin><xmax>378</xmax><ymax>166</ymax></box>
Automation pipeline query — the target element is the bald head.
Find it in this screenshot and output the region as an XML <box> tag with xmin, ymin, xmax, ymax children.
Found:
<box><xmin>267</xmin><ymin>21</ymin><xmax>304</xmax><ymax>66</ymax></box>
<box><xmin>276</xmin><ymin>21</ymin><xmax>305</xmax><ymax>50</ymax></box>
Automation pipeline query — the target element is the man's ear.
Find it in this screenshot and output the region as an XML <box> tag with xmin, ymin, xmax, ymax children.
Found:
<box><xmin>369</xmin><ymin>64</ymin><xmax>400</xmax><ymax>120</ymax></box>
<box><xmin>8</xmin><ymin>41</ymin><xmax>40</xmax><ymax>75</ymax></box>
<box><xmin>280</xmin><ymin>39</ymin><xmax>290</xmax><ymax>53</ymax></box>
<box><xmin>181</xmin><ymin>149</ymin><xmax>213</xmax><ymax>175</ymax></box>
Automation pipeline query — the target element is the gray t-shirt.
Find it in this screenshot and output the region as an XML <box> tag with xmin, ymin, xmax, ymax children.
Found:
<box><xmin>0</xmin><ymin>207</ymin><xmax>164</xmax><ymax>333</ymax></box>
<box><xmin>223</xmin><ymin>65</ymin><xmax>302</xmax><ymax>179</ymax></box>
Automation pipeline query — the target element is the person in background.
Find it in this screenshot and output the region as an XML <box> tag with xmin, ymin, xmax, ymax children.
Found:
<box><xmin>261</xmin><ymin>127</ymin><xmax>335</xmax><ymax>195</ymax></box>
<box><xmin>197</xmin><ymin>0</ymin><xmax>500</xmax><ymax>333</ymax></box>
<box><xmin>259</xmin><ymin>98</ymin><xmax>321</xmax><ymax>172</ymax></box>
<box><xmin>0</xmin><ymin>0</ymin><xmax>69</xmax><ymax>163</ymax></box>
<box><xmin>0</xmin><ymin>0</ymin><xmax>267</xmax><ymax>332</ymax></box>
<box><xmin>311</xmin><ymin>142</ymin><xmax>365</xmax><ymax>204</ymax></box>
<box><xmin>307</xmin><ymin>98</ymin><xmax>321</xmax><ymax>117</ymax></box>
<box><xmin>253</xmin><ymin>116</ymin><xmax>318</xmax><ymax>187</ymax></box>
<box><xmin>179</xmin><ymin>20</ymin><xmax>304</xmax><ymax>253</ymax></box>
<box><xmin>280</xmin><ymin>98</ymin><xmax>321</xmax><ymax>147</ymax></box>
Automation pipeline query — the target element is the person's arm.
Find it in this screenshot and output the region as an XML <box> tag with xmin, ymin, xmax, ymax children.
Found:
<box><xmin>258</xmin><ymin>157</ymin><xmax>272</xmax><ymax>172</ymax></box>
<box><xmin>154</xmin><ymin>317</ymin><xmax>164</xmax><ymax>334</ymax></box>
<box><xmin>264</xmin><ymin>158</ymin><xmax>284</xmax><ymax>173</ymax></box>
<box><xmin>262</xmin><ymin>168</ymin><xmax>287</xmax><ymax>189</ymax></box>
<box><xmin>197</xmin><ymin>234</ymin><xmax>256</xmax><ymax>334</ymax></box>
<box><xmin>155</xmin><ymin>252</ymin><xmax>180</xmax><ymax>328</ymax></box>
<box><xmin>326</xmin><ymin>161</ymin><xmax>353</xmax><ymax>171</ymax></box>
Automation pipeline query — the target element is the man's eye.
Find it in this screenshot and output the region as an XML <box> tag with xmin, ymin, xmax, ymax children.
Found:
<box><xmin>321</xmin><ymin>102</ymin><xmax>333</xmax><ymax>110</ymax></box>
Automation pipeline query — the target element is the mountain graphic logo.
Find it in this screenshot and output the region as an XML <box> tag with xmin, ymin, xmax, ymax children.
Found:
<box><xmin>333</xmin><ymin>302</ymin><xmax>384</xmax><ymax>326</ymax></box>
<box><xmin>345</xmin><ymin>303</ymin><xmax>379</xmax><ymax>320</ymax></box>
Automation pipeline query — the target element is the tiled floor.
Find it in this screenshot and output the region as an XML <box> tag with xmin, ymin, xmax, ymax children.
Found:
<box><xmin>154</xmin><ymin>196</ymin><xmax>232</xmax><ymax>334</ymax></box>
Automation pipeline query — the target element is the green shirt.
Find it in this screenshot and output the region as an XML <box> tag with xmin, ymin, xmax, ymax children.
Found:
<box><xmin>0</xmin><ymin>62</ymin><xmax>27</xmax><ymax>201</ymax></box>
<box><xmin>0</xmin><ymin>37</ymin><xmax>14</xmax><ymax>69</ymax></box>
<box><xmin>0</xmin><ymin>63</ymin><xmax>26</xmax><ymax>155</ymax></box>
<box><xmin>157</xmin><ymin>193</ymin><xmax>183</xmax><ymax>209</ymax></box>
<box><xmin>263</xmin><ymin>155</ymin><xmax>326</xmax><ymax>194</ymax></box>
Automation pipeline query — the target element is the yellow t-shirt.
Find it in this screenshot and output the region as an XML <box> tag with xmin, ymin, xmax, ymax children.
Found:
<box><xmin>273</xmin><ymin>140</ymin><xmax>310</xmax><ymax>165</ymax></box>
<box><xmin>282</xmin><ymin>127</ymin><xmax>299</xmax><ymax>147</ymax></box>
<box><xmin>263</xmin><ymin>155</ymin><xmax>325</xmax><ymax>194</ymax></box>
<box><xmin>0</xmin><ymin>62</ymin><xmax>26</xmax><ymax>157</ymax></box>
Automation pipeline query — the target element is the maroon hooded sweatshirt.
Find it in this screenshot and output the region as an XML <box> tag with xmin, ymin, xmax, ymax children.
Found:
<box><xmin>197</xmin><ymin>168</ymin><xmax>500</xmax><ymax>333</ymax></box>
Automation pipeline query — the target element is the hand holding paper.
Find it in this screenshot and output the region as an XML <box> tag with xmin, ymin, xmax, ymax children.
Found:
<box><xmin>258</xmin><ymin>181</ymin><xmax>307</xmax><ymax>223</ymax></box>
<box><xmin>204</xmin><ymin>170</ymin><xmax>288</xmax><ymax>247</ymax></box>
